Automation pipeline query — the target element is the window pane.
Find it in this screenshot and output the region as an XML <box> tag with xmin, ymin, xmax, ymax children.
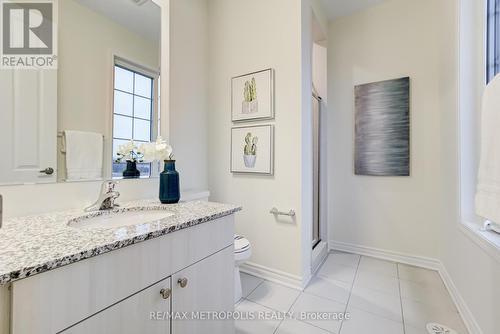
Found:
<box><xmin>112</xmin><ymin>162</ymin><xmax>126</xmax><ymax>178</ymax></box>
<box><xmin>487</xmin><ymin>0</ymin><xmax>500</xmax><ymax>82</ymax></box>
<box><xmin>157</xmin><ymin>77</ymin><xmax>161</xmax><ymax>135</ymax></box>
<box><xmin>112</xmin><ymin>139</ymin><xmax>129</xmax><ymax>160</ymax></box>
<box><xmin>113</xmin><ymin>115</ymin><xmax>132</xmax><ymax>139</ymax></box>
<box><xmin>112</xmin><ymin>60</ymin><xmax>158</xmax><ymax>179</ymax></box>
<box><xmin>115</xmin><ymin>66</ymin><xmax>134</xmax><ymax>93</ymax></box>
<box><xmin>114</xmin><ymin>91</ymin><xmax>133</xmax><ymax>116</ymax></box>
<box><xmin>133</xmin><ymin>118</ymin><xmax>151</xmax><ymax>142</ymax></box>
<box><xmin>134</xmin><ymin>96</ymin><xmax>151</xmax><ymax>120</ymax></box>
<box><xmin>137</xmin><ymin>163</ymin><xmax>151</xmax><ymax>177</ymax></box>
<box><xmin>135</xmin><ymin>73</ymin><xmax>152</xmax><ymax>98</ymax></box>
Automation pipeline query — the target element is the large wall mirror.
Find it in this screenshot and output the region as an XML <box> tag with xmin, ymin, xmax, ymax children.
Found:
<box><xmin>0</xmin><ymin>0</ymin><xmax>162</xmax><ymax>185</ymax></box>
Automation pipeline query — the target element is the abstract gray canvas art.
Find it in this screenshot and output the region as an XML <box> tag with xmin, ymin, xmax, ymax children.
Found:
<box><xmin>354</xmin><ymin>77</ymin><xmax>410</xmax><ymax>176</ymax></box>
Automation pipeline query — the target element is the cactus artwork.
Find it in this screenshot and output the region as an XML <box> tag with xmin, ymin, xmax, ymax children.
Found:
<box><xmin>232</xmin><ymin>69</ymin><xmax>274</xmax><ymax>121</ymax></box>
<box><xmin>242</xmin><ymin>77</ymin><xmax>259</xmax><ymax>114</ymax></box>
<box><xmin>231</xmin><ymin>125</ymin><xmax>273</xmax><ymax>174</ymax></box>
<box><xmin>243</xmin><ymin>132</ymin><xmax>258</xmax><ymax>168</ymax></box>
<box><xmin>244</xmin><ymin>78</ymin><xmax>257</xmax><ymax>102</ymax></box>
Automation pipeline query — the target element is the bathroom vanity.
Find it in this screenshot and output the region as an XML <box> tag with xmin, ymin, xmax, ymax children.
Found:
<box><xmin>0</xmin><ymin>200</ymin><xmax>240</xmax><ymax>334</ymax></box>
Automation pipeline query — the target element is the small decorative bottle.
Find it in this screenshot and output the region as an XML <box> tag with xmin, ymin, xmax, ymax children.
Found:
<box><xmin>159</xmin><ymin>160</ymin><xmax>180</xmax><ymax>204</ymax></box>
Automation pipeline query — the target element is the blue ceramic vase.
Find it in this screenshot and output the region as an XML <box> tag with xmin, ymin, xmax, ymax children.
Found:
<box><xmin>159</xmin><ymin>160</ymin><xmax>180</xmax><ymax>204</ymax></box>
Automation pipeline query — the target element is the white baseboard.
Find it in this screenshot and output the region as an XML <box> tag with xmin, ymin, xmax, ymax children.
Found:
<box><xmin>329</xmin><ymin>240</ymin><xmax>441</xmax><ymax>270</ymax></box>
<box><xmin>312</xmin><ymin>241</ymin><xmax>328</xmax><ymax>275</ymax></box>
<box><xmin>329</xmin><ymin>240</ymin><xmax>483</xmax><ymax>334</ymax></box>
<box><xmin>239</xmin><ymin>262</ymin><xmax>303</xmax><ymax>291</ymax></box>
<box><xmin>437</xmin><ymin>263</ymin><xmax>483</xmax><ymax>334</ymax></box>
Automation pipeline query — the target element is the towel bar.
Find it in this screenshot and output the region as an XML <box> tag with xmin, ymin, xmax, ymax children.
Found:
<box><xmin>270</xmin><ymin>207</ymin><xmax>296</xmax><ymax>217</ymax></box>
<box><xmin>58</xmin><ymin>131</ymin><xmax>104</xmax><ymax>153</ymax></box>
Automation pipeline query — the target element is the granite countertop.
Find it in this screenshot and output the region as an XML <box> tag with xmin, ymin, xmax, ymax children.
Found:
<box><xmin>0</xmin><ymin>200</ymin><xmax>241</xmax><ymax>285</ymax></box>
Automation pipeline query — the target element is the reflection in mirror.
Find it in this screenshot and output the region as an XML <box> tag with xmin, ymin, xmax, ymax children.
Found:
<box><xmin>111</xmin><ymin>59</ymin><xmax>160</xmax><ymax>179</ymax></box>
<box><xmin>58</xmin><ymin>0</ymin><xmax>161</xmax><ymax>182</ymax></box>
<box><xmin>0</xmin><ymin>0</ymin><xmax>161</xmax><ymax>186</ymax></box>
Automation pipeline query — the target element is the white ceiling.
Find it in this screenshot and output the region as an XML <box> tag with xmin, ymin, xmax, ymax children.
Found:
<box><xmin>319</xmin><ymin>0</ymin><xmax>386</xmax><ymax>20</ymax></box>
<box><xmin>75</xmin><ymin>0</ymin><xmax>161</xmax><ymax>43</ymax></box>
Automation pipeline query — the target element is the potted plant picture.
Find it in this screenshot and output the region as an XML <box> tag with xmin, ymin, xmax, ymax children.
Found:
<box><xmin>242</xmin><ymin>77</ymin><xmax>258</xmax><ymax>114</ymax></box>
<box><xmin>243</xmin><ymin>133</ymin><xmax>258</xmax><ymax>168</ymax></box>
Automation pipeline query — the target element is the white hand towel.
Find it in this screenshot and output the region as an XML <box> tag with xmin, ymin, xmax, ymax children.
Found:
<box><xmin>475</xmin><ymin>74</ymin><xmax>500</xmax><ymax>224</ymax></box>
<box><xmin>64</xmin><ymin>130</ymin><xmax>103</xmax><ymax>181</ymax></box>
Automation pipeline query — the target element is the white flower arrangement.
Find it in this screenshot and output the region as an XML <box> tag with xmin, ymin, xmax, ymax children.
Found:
<box><xmin>115</xmin><ymin>140</ymin><xmax>144</xmax><ymax>163</ymax></box>
<box><xmin>116</xmin><ymin>137</ymin><xmax>173</xmax><ymax>164</ymax></box>
<box><xmin>139</xmin><ymin>136</ymin><xmax>174</xmax><ymax>162</ymax></box>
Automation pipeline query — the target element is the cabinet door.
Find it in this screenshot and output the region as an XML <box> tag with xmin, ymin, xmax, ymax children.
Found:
<box><xmin>172</xmin><ymin>246</ymin><xmax>234</xmax><ymax>334</ymax></box>
<box><xmin>62</xmin><ymin>277</ymin><xmax>171</xmax><ymax>334</ymax></box>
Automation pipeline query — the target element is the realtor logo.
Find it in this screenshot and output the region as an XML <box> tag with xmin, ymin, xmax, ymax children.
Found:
<box><xmin>1</xmin><ymin>0</ymin><xmax>57</xmax><ymax>68</ymax></box>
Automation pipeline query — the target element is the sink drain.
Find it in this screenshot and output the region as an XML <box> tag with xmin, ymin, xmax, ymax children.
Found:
<box><xmin>426</xmin><ymin>323</ymin><xmax>459</xmax><ymax>334</ymax></box>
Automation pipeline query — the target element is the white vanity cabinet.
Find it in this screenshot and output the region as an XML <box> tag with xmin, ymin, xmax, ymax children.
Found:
<box><xmin>62</xmin><ymin>277</ymin><xmax>172</xmax><ymax>334</ymax></box>
<box><xmin>63</xmin><ymin>247</ymin><xmax>234</xmax><ymax>334</ymax></box>
<box><xmin>9</xmin><ymin>215</ymin><xmax>235</xmax><ymax>334</ymax></box>
<box><xmin>172</xmin><ymin>246</ymin><xmax>234</xmax><ymax>333</ymax></box>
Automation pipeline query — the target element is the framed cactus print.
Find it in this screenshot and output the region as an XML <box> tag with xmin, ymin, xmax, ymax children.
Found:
<box><xmin>232</xmin><ymin>69</ymin><xmax>275</xmax><ymax>122</ymax></box>
<box><xmin>231</xmin><ymin>125</ymin><xmax>274</xmax><ymax>175</ymax></box>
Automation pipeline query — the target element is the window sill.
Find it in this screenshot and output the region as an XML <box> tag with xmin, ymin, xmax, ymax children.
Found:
<box><xmin>459</xmin><ymin>220</ymin><xmax>500</xmax><ymax>264</ymax></box>
<box><xmin>112</xmin><ymin>176</ymin><xmax>158</xmax><ymax>180</ymax></box>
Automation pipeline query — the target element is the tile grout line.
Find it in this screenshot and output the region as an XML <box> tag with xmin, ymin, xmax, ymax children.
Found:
<box><xmin>337</xmin><ymin>254</ymin><xmax>362</xmax><ymax>334</ymax></box>
<box><xmin>397</xmin><ymin>263</ymin><xmax>407</xmax><ymax>334</ymax></box>
<box><xmin>272</xmin><ymin>290</ymin><xmax>303</xmax><ymax>334</ymax></box>
<box><xmin>243</xmin><ymin>277</ymin><xmax>301</xmax><ymax>333</ymax></box>
<box><xmin>282</xmin><ymin>288</ymin><xmax>338</xmax><ymax>334</ymax></box>
<box><xmin>243</xmin><ymin>295</ymin><xmax>282</xmax><ymax>313</ymax></box>
<box><xmin>243</xmin><ymin>277</ymin><xmax>266</xmax><ymax>301</ymax></box>
<box><xmin>290</xmin><ymin>253</ymin><xmax>353</xmax><ymax>334</ymax></box>
<box><xmin>285</xmin><ymin>254</ymin><xmax>344</xmax><ymax>334</ymax></box>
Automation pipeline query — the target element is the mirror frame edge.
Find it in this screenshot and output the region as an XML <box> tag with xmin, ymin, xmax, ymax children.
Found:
<box><xmin>156</xmin><ymin>0</ymin><xmax>170</xmax><ymax>144</ymax></box>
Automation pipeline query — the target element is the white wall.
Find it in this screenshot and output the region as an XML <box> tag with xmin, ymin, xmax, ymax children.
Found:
<box><xmin>207</xmin><ymin>0</ymin><xmax>305</xmax><ymax>280</ymax></box>
<box><xmin>328</xmin><ymin>0</ymin><xmax>445</xmax><ymax>258</ymax></box>
<box><xmin>58</xmin><ymin>0</ymin><xmax>160</xmax><ymax>179</ymax></box>
<box><xmin>459</xmin><ymin>0</ymin><xmax>485</xmax><ymax>223</ymax></box>
<box><xmin>169</xmin><ymin>0</ymin><xmax>209</xmax><ymax>191</ymax></box>
<box><xmin>327</xmin><ymin>0</ymin><xmax>500</xmax><ymax>333</ymax></box>
<box><xmin>439</xmin><ymin>1</ymin><xmax>500</xmax><ymax>333</ymax></box>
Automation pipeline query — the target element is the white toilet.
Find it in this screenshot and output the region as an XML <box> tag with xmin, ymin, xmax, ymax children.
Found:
<box><xmin>234</xmin><ymin>235</ymin><xmax>252</xmax><ymax>303</ymax></box>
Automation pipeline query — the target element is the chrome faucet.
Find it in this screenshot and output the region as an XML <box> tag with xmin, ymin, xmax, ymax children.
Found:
<box><xmin>85</xmin><ymin>181</ymin><xmax>120</xmax><ymax>212</ymax></box>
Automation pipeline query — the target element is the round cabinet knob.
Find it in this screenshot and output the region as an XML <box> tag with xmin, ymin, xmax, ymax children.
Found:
<box><xmin>39</xmin><ymin>167</ymin><xmax>54</xmax><ymax>175</ymax></box>
<box><xmin>177</xmin><ymin>277</ymin><xmax>188</xmax><ymax>288</ymax></box>
<box><xmin>160</xmin><ymin>288</ymin><xmax>171</xmax><ymax>299</ymax></box>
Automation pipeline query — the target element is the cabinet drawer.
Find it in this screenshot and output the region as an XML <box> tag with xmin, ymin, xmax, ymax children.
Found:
<box><xmin>12</xmin><ymin>215</ymin><xmax>234</xmax><ymax>334</ymax></box>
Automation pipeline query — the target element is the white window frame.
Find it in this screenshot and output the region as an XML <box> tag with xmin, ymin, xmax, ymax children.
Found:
<box><xmin>111</xmin><ymin>56</ymin><xmax>161</xmax><ymax>179</ymax></box>
<box><xmin>459</xmin><ymin>0</ymin><xmax>500</xmax><ymax>262</ymax></box>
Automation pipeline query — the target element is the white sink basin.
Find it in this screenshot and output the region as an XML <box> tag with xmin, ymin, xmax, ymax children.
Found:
<box><xmin>68</xmin><ymin>208</ymin><xmax>174</xmax><ymax>229</ymax></box>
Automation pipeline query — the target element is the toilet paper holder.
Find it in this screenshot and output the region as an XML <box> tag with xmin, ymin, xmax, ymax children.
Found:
<box><xmin>270</xmin><ymin>207</ymin><xmax>296</xmax><ymax>217</ymax></box>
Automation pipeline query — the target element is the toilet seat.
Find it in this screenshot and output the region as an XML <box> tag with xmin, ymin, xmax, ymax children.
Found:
<box><xmin>234</xmin><ymin>235</ymin><xmax>252</xmax><ymax>304</ymax></box>
<box><xmin>234</xmin><ymin>235</ymin><xmax>251</xmax><ymax>254</ymax></box>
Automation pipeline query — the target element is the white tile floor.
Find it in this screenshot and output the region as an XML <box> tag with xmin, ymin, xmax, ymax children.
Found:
<box><xmin>235</xmin><ymin>252</ymin><xmax>468</xmax><ymax>334</ymax></box>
